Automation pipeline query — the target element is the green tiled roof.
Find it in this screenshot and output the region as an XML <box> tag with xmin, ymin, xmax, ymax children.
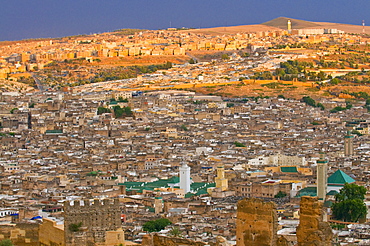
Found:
<box><xmin>280</xmin><ymin>166</ymin><xmax>298</xmax><ymax>173</ymax></box>
<box><xmin>120</xmin><ymin>176</ymin><xmax>214</xmax><ymax>196</ymax></box>
<box><xmin>326</xmin><ymin>190</ymin><xmax>339</xmax><ymax>196</ymax></box>
<box><xmin>328</xmin><ymin>170</ymin><xmax>355</xmax><ymax>185</ymax></box>
<box><xmin>45</xmin><ymin>129</ymin><xmax>63</xmax><ymax>134</ymax></box>
<box><xmin>295</xmin><ymin>187</ymin><xmax>317</xmax><ymax>197</ymax></box>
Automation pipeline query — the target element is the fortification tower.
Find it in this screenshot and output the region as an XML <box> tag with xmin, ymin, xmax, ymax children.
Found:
<box><xmin>64</xmin><ymin>198</ymin><xmax>124</xmax><ymax>246</ymax></box>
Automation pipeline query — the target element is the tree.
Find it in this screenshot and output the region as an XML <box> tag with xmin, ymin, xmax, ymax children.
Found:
<box><xmin>180</xmin><ymin>124</ymin><xmax>188</xmax><ymax>131</ymax></box>
<box><xmin>97</xmin><ymin>107</ymin><xmax>111</xmax><ymax>115</ymax></box>
<box><xmin>0</xmin><ymin>239</ymin><xmax>14</xmax><ymax>246</ymax></box>
<box><xmin>221</xmin><ymin>54</ymin><xmax>230</xmax><ymax>60</ymax></box>
<box><xmin>274</xmin><ymin>191</ymin><xmax>287</xmax><ymax>198</ymax></box>
<box><xmin>169</xmin><ymin>227</ymin><xmax>182</xmax><ymax>237</ymax></box>
<box><xmin>234</xmin><ymin>141</ymin><xmax>246</xmax><ymax>147</ymax></box>
<box><xmin>302</xmin><ymin>96</ymin><xmax>316</xmax><ymax>107</ymax></box>
<box><xmin>316</xmin><ymin>103</ymin><xmax>325</xmax><ymax>110</ymax></box>
<box><xmin>189</xmin><ymin>58</ymin><xmax>197</xmax><ymax>64</ymax></box>
<box><xmin>331</xmin><ymin>183</ymin><xmax>367</xmax><ymax>222</ymax></box>
<box><xmin>69</xmin><ymin>222</ymin><xmax>83</xmax><ymax>232</ymax></box>
<box><xmin>10</xmin><ymin>108</ymin><xmax>18</xmax><ymax>114</ymax></box>
<box><xmin>142</xmin><ymin>218</ymin><xmax>172</xmax><ymax>232</ymax></box>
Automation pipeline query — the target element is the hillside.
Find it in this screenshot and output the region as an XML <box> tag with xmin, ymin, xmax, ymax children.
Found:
<box><xmin>263</xmin><ymin>17</ymin><xmax>320</xmax><ymax>30</ymax></box>
<box><xmin>187</xmin><ymin>17</ymin><xmax>370</xmax><ymax>35</ymax></box>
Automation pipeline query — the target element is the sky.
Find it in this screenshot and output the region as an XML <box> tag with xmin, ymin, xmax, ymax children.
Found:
<box><xmin>1</xmin><ymin>0</ymin><xmax>369</xmax><ymax>41</ymax></box>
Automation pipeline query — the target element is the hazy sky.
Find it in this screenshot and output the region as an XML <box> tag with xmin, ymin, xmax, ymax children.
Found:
<box><xmin>1</xmin><ymin>0</ymin><xmax>369</xmax><ymax>41</ymax></box>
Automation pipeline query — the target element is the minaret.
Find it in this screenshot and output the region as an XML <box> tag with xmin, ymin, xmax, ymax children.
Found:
<box><xmin>287</xmin><ymin>19</ymin><xmax>292</xmax><ymax>34</ymax></box>
<box><xmin>154</xmin><ymin>197</ymin><xmax>163</xmax><ymax>214</ymax></box>
<box><xmin>215</xmin><ymin>166</ymin><xmax>228</xmax><ymax>191</ymax></box>
<box><xmin>344</xmin><ymin>131</ymin><xmax>354</xmax><ymax>156</ymax></box>
<box><xmin>317</xmin><ymin>153</ymin><xmax>328</xmax><ymax>201</ymax></box>
<box><xmin>179</xmin><ymin>163</ymin><xmax>191</xmax><ymax>193</ymax></box>
<box><xmin>363</xmin><ymin>20</ymin><xmax>365</xmax><ymax>34</ymax></box>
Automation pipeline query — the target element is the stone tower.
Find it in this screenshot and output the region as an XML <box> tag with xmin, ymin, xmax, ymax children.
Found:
<box><xmin>64</xmin><ymin>198</ymin><xmax>124</xmax><ymax>246</ymax></box>
<box><xmin>344</xmin><ymin>131</ymin><xmax>354</xmax><ymax>156</ymax></box>
<box><xmin>215</xmin><ymin>165</ymin><xmax>228</xmax><ymax>191</ymax></box>
<box><xmin>287</xmin><ymin>20</ymin><xmax>292</xmax><ymax>34</ymax></box>
<box><xmin>154</xmin><ymin>197</ymin><xmax>163</xmax><ymax>214</ymax></box>
<box><xmin>236</xmin><ymin>198</ymin><xmax>278</xmax><ymax>246</ymax></box>
<box><xmin>179</xmin><ymin>163</ymin><xmax>191</xmax><ymax>193</ymax></box>
<box><xmin>296</xmin><ymin>196</ymin><xmax>333</xmax><ymax>246</ymax></box>
<box><xmin>316</xmin><ymin>153</ymin><xmax>328</xmax><ymax>201</ymax></box>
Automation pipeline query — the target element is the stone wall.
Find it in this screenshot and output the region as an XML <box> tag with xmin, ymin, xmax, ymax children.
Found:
<box><xmin>296</xmin><ymin>196</ymin><xmax>333</xmax><ymax>246</ymax></box>
<box><xmin>141</xmin><ymin>234</ymin><xmax>207</xmax><ymax>246</ymax></box>
<box><xmin>39</xmin><ymin>218</ymin><xmax>65</xmax><ymax>246</ymax></box>
<box><xmin>236</xmin><ymin>198</ymin><xmax>278</xmax><ymax>246</ymax></box>
<box><xmin>0</xmin><ymin>223</ymin><xmax>40</xmax><ymax>246</ymax></box>
<box><xmin>64</xmin><ymin>198</ymin><xmax>123</xmax><ymax>246</ymax></box>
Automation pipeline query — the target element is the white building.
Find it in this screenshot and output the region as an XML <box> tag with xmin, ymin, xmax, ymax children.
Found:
<box><xmin>179</xmin><ymin>163</ymin><xmax>191</xmax><ymax>193</ymax></box>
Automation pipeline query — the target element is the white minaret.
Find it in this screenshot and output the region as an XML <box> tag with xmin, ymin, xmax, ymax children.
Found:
<box><xmin>179</xmin><ymin>163</ymin><xmax>191</xmax><ymax>193</ymax></box>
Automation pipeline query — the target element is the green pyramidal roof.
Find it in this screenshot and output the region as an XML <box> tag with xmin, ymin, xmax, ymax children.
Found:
<box><xmin>328</xmin><ymin>170</ymin><xmax>355</xmax><ymax>185</ymax></box>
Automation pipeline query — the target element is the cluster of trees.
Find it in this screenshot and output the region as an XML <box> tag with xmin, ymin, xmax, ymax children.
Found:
<box><xmin>70</xmin><ymin>62</ymin><xmax>173</xmax><ymax>86</ymax></box>
<box><xmin>332</xmin><ymin>183</ymin><xmax>367</xmax><ymax>222</ymax></box>
<box><xmin>270</xmin><ymin>43</ymin><xmax>307</xmax><ymax>49</ymax></box>
<box><xmin>0</xmin><ymin>240</ymin><xmax>13</xmax><ymax>246</ymax></box>
<box><xmin>255</xmin><ymin>60</ymin><xmax>332</xmax><ymax>82</ymax></box>
<box><xmin>301</xmin><ymin>96</ymin><xmax>325</xmax><ymax>110</ymax></box>
<box><xmin>330</xmin><ymin>102</ymin><xmax>352</xmax><ymax>113</ymax></box>
<box><xmin>142</xmin><ymin>218</ymin><xmax>172</xmax><ymax>232</ymax></box>
<box><xmin>112</xmin><ymin>106</ymin><xmax>133</xmax><ymax>118</ymax></box>
<box><xmin>97</xmin><ymin>106</ymin><xmax>133</xmax><ymax>118</ymax></box>
<box><xmin>97</xmin><ymin>107</ymin><xmax>111</xmax><ymax>115</ymax></box>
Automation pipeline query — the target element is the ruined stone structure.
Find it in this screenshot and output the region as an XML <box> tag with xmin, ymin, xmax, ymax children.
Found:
<box><xmin>64</xmin><ymin>198</ymin><xmax>124</xmax><ymax>246</ymax></box>
<box><xmin>141</xmin><ymin>233</ymin><xmax>233</xmax><ymax>246</ymax></box>
<box><xmin>236</xmin><ymin>198</ymin><xmax>278</xmax><ymax>246</ymax></box>
<box><xmin>296</xmin><ymin>196</ymin><xmax>333</xmax><ymax>246</ymax></box>
<box><xmin>0</xmin><ymin>223</ymin><xmax>39</xmax><ymax>246</ymax></box>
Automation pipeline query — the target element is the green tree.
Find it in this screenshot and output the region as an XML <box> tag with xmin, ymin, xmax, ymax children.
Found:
<box><xmin>331</xmin><ymin>183</ymin><xmax>367</xmax><ymax>222</ymax></box>
<box><xmin>316</xmin><ymin>103</ymin><xmax>325</xmax><ymax>110</ymax></box>
<box><xmin>189</xmin><ymin>58</ymin><xmax>197</xmax><ymax>64</ymax></box>
<box><xmin>274</xmin><ymin>191</ymin><xmax>287</xmax><ymax>198</ymax></box>
<box><xmin>113</xmin><ymin>106</ymin><xmax>124</xmax><ymax>118</ymax></box>
<box><xmin>234</xmin><ymin>141</ymin><xmax>246</xmax><ymax>147</ymax></box>
<box><xmin>142</xmin><ymin>218</ymin><xmax>172</xmax><ymax>232</ymax></box>
<box><xmin>10</xmin><ymin>108</ymin><xmax>18</xmax><ymax>114</ymax></box>
<box><xmin>302</xmin><ymin>96</ymin><xmax>316</xmax><ymax>107</ymax></box>
<box><xmin>97</xmin><ymin>107</ymin><xmax>111</xmax><ymax>115</ymax></box>
<box><xmin>221</xmin><ymin>54</ymin><xmax>230</xmax><ymax>60</ymax></box>
<box><xmin>180</xmin><ymin>124</ymin><xmax>188</xmax><ymax>131</ymax></box>
<box><xmin>0</xmin><ymin>240</ymin><xmax>13</xmax><ymax>246</ymax></box>
<box><xmin>69</xmin><ymin>222</ymin><xmax>83</xmax><ymax>232</ymax></box>
<box><xmin>169</xmin><ymin>227</ymin><xmax>182</xmax><ymax>237</ymax></box>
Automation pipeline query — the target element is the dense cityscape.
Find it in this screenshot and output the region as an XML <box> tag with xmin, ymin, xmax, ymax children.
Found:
<box><xmin>1</xmin><ymin>17</ymin><xmax>370</xmax><ymax>246</ymax></box>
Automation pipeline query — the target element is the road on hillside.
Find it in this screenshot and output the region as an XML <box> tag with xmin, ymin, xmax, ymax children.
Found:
<box><xmin>31</xmin><ymin>74</ymin><xmax>45</xmax><ymax>91</ymax></box>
